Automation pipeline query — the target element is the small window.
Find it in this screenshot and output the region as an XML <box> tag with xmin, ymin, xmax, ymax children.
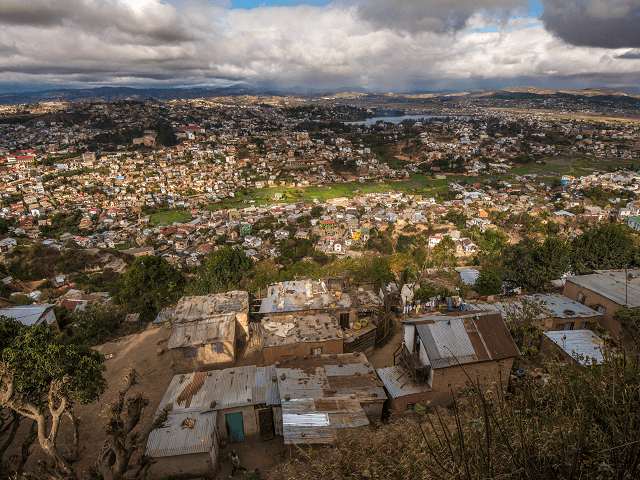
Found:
<box><xmin>211</xmin><ymin>343</ymin><xmax>224</xmax><ymax>354</ymax></box>
<box><xmin>564</xmin><ymin>322</ymin><xmax>574</xmax><ymax>331</ymax></box>
<box><xmin>183</xmin><ymin>347</ymin><xmax>199</xmax><ymax>358</ymax></box>
<box><xmin>405</xmin><ymin>403</ymin><xmax>415</xmax><ymax>411</ymax></box>
<box><xmin>580</xmin><ymin>322</ymin><xmax>589</xmax><ymax>329</ymax></box>
<box><xmin>577</xmin><ymin>293</ymin><xmax>586</xmax><ymax>305</ymax></box>
<box><xmin>598</xmin><ymin>305</ymin><xmax>607</xmax><ymax>315</ymax></box>
<box><xmin>312</xmin><ymin>347</ymin><xmax>323</xmax><ymax>355</ymax></box>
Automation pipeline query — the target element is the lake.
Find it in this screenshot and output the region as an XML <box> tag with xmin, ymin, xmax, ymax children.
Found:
<box><xmin>343</xmin><ymin>114</ymin><xmax>455</xmax><ymax>126</ymax></box>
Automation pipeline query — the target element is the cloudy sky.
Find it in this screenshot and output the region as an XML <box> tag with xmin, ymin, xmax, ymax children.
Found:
<box><xmin>1</xmin><ymin>0</ymin><xmax>640</xmax><ymax>93</ymax></box>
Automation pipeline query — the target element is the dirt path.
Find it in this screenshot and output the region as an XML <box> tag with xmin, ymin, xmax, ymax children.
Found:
<box><xmin>368</xmin><ymin>320</ymin><xmax>404</xmax><ymax>371</ymax></box>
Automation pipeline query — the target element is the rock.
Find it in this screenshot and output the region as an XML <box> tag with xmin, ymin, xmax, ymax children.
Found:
<box><xmin>157</xmin><ymin>348</ymin><xmax>164</xmax><ymax>355</ymax></box>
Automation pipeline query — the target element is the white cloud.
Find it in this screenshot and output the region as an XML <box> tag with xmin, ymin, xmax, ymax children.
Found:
<box><xmin>0</xmin><ymin>0</ymin><xmax>639</xmax><ymax>91</ymax></box>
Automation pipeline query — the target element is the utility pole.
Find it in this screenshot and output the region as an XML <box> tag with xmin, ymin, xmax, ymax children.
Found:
<box><xmin>625</xmin><ymin>264</ymin><xmax>628</xmax><ymax>307</ymax></box>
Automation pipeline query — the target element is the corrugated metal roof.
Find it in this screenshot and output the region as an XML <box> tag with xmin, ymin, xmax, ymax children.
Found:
<box><xmin>473</xmin><ymin>314</ymin><xmax>522</xmax><ymax>360</ymax></box>
<box><xmin>482</xmin><ymin>294</ymin><xmax>603</xmax><ymax>320</ymax></box>
<box><xmin>259</xmin><ymin>280</ymin><xmax>352</xmax><ymax>314</ymax></box>
<box><xmin>456</xmin><ymin>268</ymin><xmax>480</xmax><ymax>286</ymax></box>
<box><xmin>276</xmin><ymin>366</ymin><xmax>329</xmax><ymax>399</ymax></box>
<box><xmin>145</xmin><ymin>411</ymin><xmax>217</xmax><ymax>458</ymax></box>
<box><xmin>157</xmin><ymin>366</ymin><xmax>280</xmax><ymax>416</ymax></box>
<box><xmin>0</xmin><ymin>304</ymin><xmax>55</xmax><ymax>326</ymax></box>
<box><xmin>566</xmin><ymin>270</ymin><xmax>640</xmax><ymax>308</ymax></box>
<box><xmin>544</xmin><ymin>330</ymin><xmax>605</xmax><ymax>365</ymax></box>
<box><xmin>281</xmin><ymin>397</ymin><xmax>369</xmax><ymax>445</ymax></box>
<box><xmin>376</xmin><ymin>365</ymin><xmax>432</xmax><ymax>399</ymax></box>
<box><xmin>324</xmin><ymin>363</ymin><xmax>373</xmax><ymax>377</ymax></box>
<box><xmin>168</xmin><ymin>314</ymin><xmax>235</xmax><ymax>349</ymax></box>
<box><xmin>417</xmin><ymin>319</ymin><xmax>478</xmax><ymax>368</ymax></box>
<box><xmin>173</xmin><ymin>292</ymin><xmax>248</xmax><ymax>322</ymax></box>
<box><xmin>156</xmin><ymin>372</ymin><xmax>211</xmax><ymax>415</ymax></box>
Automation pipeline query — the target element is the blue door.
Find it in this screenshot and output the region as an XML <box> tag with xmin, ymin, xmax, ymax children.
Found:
<box><xmin>226</xmin><ymin>412</ymin><xmax>245</xmax><ymax>443</ymax></box>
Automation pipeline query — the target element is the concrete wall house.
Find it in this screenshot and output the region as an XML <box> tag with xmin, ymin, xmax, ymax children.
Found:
<box><xmin>261</xmin><ymin>312</ymin><xmax>344</xmax><ymax>364</ymax></box>
<box><xmin>563</xmin><ymin>269</ymin><xmax>640</xmax><ymax>337</ymax></box>
<box><xmin>541</xmin><ymin>330</ymin><xmax>606</xmax><ymax>366</ymax></box>
<box><xmin>377</xmin><ymin>313</ymin><xmax>520</xmax><ymax>416</ymax></box>
<box><xmin>480</xmin><ymin>294</ymin><xmax>603</xmax><ymax>332</ymax></box>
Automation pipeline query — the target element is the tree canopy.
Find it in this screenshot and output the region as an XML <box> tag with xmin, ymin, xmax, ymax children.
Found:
<box><xmin>110</xmin><ymin>256</ymin><xmax>185</xmax><ymax>320</ymax></box>
<box><xmin>571</xmin><ymin>224</ymin><xmax>640</xmax><ymax>275</ymax></box>
<box><xmin>502</xmin><ymin>237</ymin><xmax>570</xmax><ymax>292</ymax></box>
<box><xmin>192</xmin><ymin>246</ymin><xmax>253</xmax><ymax>294</ymax></box>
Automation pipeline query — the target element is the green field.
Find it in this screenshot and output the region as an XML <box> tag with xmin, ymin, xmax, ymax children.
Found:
<box><xmin>150</xmin><ymin>212</ymin><xmax>191</xmax><ymax>226</ymax></box>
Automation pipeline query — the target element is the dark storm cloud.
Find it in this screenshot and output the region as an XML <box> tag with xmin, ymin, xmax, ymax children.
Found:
<box><xmin>353</xmin><ymin>0</ymin><xmax>527</xmax><ymax>34</ymax></box>
<box><xmin>0</xmin><ymin>0</ymin><xmax>195</xmax><ymax>43</ymax></box>
<box><xmin>541</xmin><ymin>0</ymin><xmax>640</xmax><ymax>48</ymax></box>
<box><xmin>617</xmin><ymin>50</ymin><xmax>640</xmax><ymax>59</ymax></box>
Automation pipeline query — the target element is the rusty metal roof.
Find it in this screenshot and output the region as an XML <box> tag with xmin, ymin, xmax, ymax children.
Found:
<box><xmin>281</xmin><ymin>397</ymin><xmax>369</xmax><ymax>445</ymax></box>
<box><xmin>473</xmin><ymin>313</ymin><xmax>521</xmax><ymax>360</ymax></box>
<box><xmin>173</xmin><ymin>292</ymin><xmax>248</xmax><ymax>322</ymax></box>
<box><xmin>145</xmin><ymin>411</ymin><xmax>217</xmax><ymax>458</ymax></box>
<box><xmin>376</xmin><ymin>365</ymin><xmax>432</xmax><ymax>399</ymax></box>
<box><xmin>156</xmin><ymin>366</ymin><xmax>280</xmax><ymax>417</ymax></box>
<box><xmin>414</xmin><ymin>314</ymin><xmax>520</xmax><ymax>369</ymax></box>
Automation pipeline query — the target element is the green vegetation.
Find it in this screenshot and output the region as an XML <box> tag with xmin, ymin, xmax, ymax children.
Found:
<box><xmin>149</xmin><ymin>211</ymin><xmax>191</xmax><ymax>226</ymax></box>
<box><xmin>0</xmin><ymin>319</ymin><xmax>106</xmax><ymax>477</ymax></box>
<box><xmin>191</xmin><ymin>246</ymin><xmax>253</xmax><ymax>295</ymax></box>
<box><xmin>5</xmin><ymin>243</ymin><xmax>101</xmax><ymax>281</ymax></box>
<box><xmin>571</xmin><ymin>224</ymin><xmax>640</xmax><ymax>275</ymax></box>
<box><xmin>110</xmin><ymin>256</ymin><xmax>186</xmax><ymax>320</ymax></box>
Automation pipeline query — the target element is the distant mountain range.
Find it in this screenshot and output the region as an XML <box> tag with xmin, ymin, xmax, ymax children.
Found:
<box><xmin>1</xmin><ymin>84</ymin><xmax>639</xmax><ymax>105</ymax></box>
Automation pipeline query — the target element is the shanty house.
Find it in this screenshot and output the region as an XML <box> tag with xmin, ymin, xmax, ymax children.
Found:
<box><xmin>377</xmin><ymin>313</ymin><xmax>520</xmax><ymax>415</ymax></box>
<box><xmin>261</xmin><ymin>312</ymin><xmax>344</xmax><ymax>365</ymax></box>
<box><xmin>0</xmin><ymin>304</ymin><xmax>57</xmax><ymax>328</ymax></box>
<box><xmin>147</xmin><ymin>353</ymin><xmax>384</xmax><ymax>476</ymax></box>
<box><xmin>276</xmin><ymin>353</ymin><xmax>386</xmax><ymax>444</ymax></box>
<box><xmin>169</xmin><ymin>292</ymin><xmax>249</xmax><ymax>372</ymax></box>
<box><xmin>541</xmin><ymin>330</ymin><xmax>606</xmax><ymax>366</ymax></box>
<box><xmin>481</xmin><ymin>294</ymin><xmax>603</xmax><ymax>331</ymax></box>
<box><xmin>563</xmin><ymin>269</ymin><xmax>640</xmax><ymax>337</ymax></box>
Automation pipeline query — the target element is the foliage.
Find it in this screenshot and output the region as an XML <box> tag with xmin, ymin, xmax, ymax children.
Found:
<box><xmin>192</xmin><ymin>246</ymin><xmax>253</xmax><ymax>295</ymax></box>
<box><xmin>477</xmin><ymin>228</ymin><xmax>509</xmax><ymax>253</ymax></box>
<box><xmin>571</xmin><ymin>224</ymin><xmax>640</xmax><ymax>275</ymax></box>
<box><xmin>6</xmin><ymin>243</ymin><xmax>101</xmax><ymax>281</ymax></box>
<box><xmin>614</xmin><ymin>306</ymin><xmax>640</xmax><ymax>340</ymax></box>
<box><xmin>69</xmin><ymin>304</ymin><xmax>126</xmax><ymax>346</ymax></box>
<box><xmin>0</xmin><ymin>320</ymin><xmax>106</xmax><ymax>478</ymax></box>
<box><xmin>110</xmin><ymin>256</ymin><xmax>185</xmax><ymax>320</ymax></box>
<box><xmin>474</xmin><ymin>267</ymin><xmax>504</xmax><ymax>296</ymax></box>
<box><xmin>153</xmin><ymin>123</ymin><xmax>177</xmax><ymax>147</ymax></box>
<box><xmin>503</xmin><ymin>237</ymin><xmax>570</xmax><ymax>292</ymax></box>
<box><xmin>310</xmin><ymin>206</ymin><xmax>324</xmax><ymax>218</ymax></box>
<box><xmin>442</xmin><ymin>210</ymin><xmax>468</xmax><ymax>229</ymax></box>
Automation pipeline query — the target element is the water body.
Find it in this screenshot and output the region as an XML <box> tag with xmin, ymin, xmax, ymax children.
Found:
<box><xmin>344</xmin><ymin>114</ymin><xmax>455</xmax><ymax>126</ymax></box>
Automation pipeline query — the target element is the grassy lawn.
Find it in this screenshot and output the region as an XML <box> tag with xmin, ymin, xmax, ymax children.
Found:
<box><xmin>150</xmin><ymin>211</ymin><xmax>192</xmax><ymax>226</ymax></box>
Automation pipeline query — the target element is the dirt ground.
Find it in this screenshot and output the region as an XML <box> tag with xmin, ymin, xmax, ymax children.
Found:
<box><xmin>367</xmin><ymin>319</ymin><xmax>404</xmax><ymax>371</ymax></box>
<box><xmin>217</xmin><ymin>437</ymin><xmax>286</xmax><ymax>479</ymax></box>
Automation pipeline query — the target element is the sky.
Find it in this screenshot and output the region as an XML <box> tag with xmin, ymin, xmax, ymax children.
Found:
<box><xmin>1</xmin><ymin>0</ymin><xmax>640</xmax><ymax>93</ymax></box>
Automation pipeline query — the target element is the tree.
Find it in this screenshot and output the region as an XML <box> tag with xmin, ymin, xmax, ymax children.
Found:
<box><xmin>474</xmin><ymin>267</ymin><xmax>504</xmax><ymax>296</ymax></box>
<box><xmin>310</xmin><ymin>206</ymin><xmax>324</xmax><ymax>218</ymax></box>
<box><xmin>503</xmin><ymin>237</ymin><xmax>570</xmax><ymax>292</ymax></box>
<box><xmin>192</xmin><ymin>246</ymin><xmax>253</xmax><ymax>294</ymax></box>
<box><xmin>89</xmin><ymin>369</ymin><xmax>169</xmax><ymax>480</ymax></box>
<box><xmin>0</xmin><ymin>320</ymin><xmax>107</xmax><ymax>479</ymax></box>
<box><xmin>110</xmin><ymin>256</ymin><xmax>185</xmax><ymax>321</ymax></box>
<box><xmin>571</xmin><ymin>224</ymin><xmax>640</xmax><ymax>275</ymax></box>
